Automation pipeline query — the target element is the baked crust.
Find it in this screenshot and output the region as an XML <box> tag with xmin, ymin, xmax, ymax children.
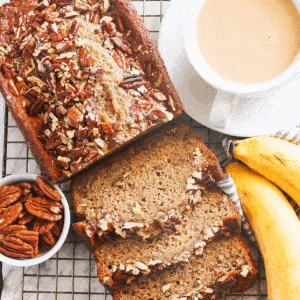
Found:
<box><xmin>0</xmin><ymin>0</ymin><xmax>183</xmax><ymax>183</ymax></box>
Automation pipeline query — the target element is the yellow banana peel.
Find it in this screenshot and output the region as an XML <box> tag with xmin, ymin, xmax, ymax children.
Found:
<box><xmin>226</xmin><ymin>162</ymin><xmax>300</xmax><ymax>300</ymax></box>
<box><xmin>232</xmin><ymin>136</ymin><xmax>300</xmax><ymax>207</ymax></box>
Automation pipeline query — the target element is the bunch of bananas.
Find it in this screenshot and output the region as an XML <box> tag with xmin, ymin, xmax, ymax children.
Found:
<box><xmin>226</xmin><ymin>136</ymin><xmax>300</xmax><ymax>300</ymax></box>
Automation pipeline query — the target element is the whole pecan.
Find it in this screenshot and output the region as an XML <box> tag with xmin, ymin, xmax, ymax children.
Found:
<box><xmin>0</xmin><ymin>202</ymin><xmax>23</xmax><ymax>231</ymax></box>
<box><xmin>2</xmin><ymin>235</ymin><xmax>33</xmax><ymax>252</ymax></box>
<box><xmin>0</xmin><ymin>185</ymin><xmax>22</xmax><ymax>208</ymax></box>
<box><xmin>0</xmin><ymin>245</ymin><xmax>33</xmax><ymax>258</ymax></box>
<box><xmin>42</xmin><ymin>231</ymin><xmax>56</xmax><ymax>246</ymax></box>
<box><xmin>102</xmin><ymin>18</ymin><xmax>116</xmax><ymax>37</ymax></box>
<box><xmin>0</xmin><ymin>224</ymin><xmax>27</xmax><ymax>235</ymax></box>
<box><xmin>36</xmin><ymin>176</ymin><xmax>62</xmax><ymax>201</ymax></box>
<box><xmin>92</xmin><ymin>12</ymin><xmax>101</xmax><ymax>24</ymax></box>
<box><xmin>10</xmin><ymin>230</ymin><xmax>39</xmax><ymax>257</ymax></box>
<box><xmin>70</xmin><ymin>147</ymin><xmax>85</xmax><ymax>161</ymax></box>
<box><xmin>25</xmin><ymin>196</ymin><xmax>62</xmax><ymax>221</ymax></box>
<box><xmin>23</xmin><ymin>88</ymin><xmax>41</xmax><ymax>101</ymax></box>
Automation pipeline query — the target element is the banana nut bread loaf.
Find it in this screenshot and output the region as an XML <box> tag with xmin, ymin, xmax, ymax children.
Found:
<box><xmin>0</xmin><ymin>0</ymin><xmax>183</xmax><ymax>183</ymax></box>
<box><xmin>108</xmin><ymin>235</ymin><xmax>257</xmax><ymax>300</ymax></box>
<box><xmin>71</xmin><ymin>121</ymin><xmax>239</xmax><ymax>241</ymax></box>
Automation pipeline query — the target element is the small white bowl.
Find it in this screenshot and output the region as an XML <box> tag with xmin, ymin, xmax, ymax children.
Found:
<box><xmin>0</xmin><ymin>174</ymin><xmax>70</xmax><ymax>267</ymax></box>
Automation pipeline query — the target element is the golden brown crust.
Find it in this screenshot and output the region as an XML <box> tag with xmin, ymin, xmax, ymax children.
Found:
<box><xmin>0</xmin><ymin>0</ymin><xmax>183</xmax><ymax>183</ymax></box>
<box><xmin>111</xmin><ymin>0</ymin><xmax>184</xmax><ymax>114</ymax></box>
<box><xmin>0</xmin><ymin>72</ymin><xmax>61</xmax><ymax>180</ymax></box>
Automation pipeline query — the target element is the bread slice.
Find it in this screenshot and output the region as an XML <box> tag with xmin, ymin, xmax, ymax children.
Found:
<box><xmin>107</xmin><ymin>235</ymin><xmax>258</xmax><ymax>300</ymax></box>
<box><xmin>0</xmin><ymin>0</ymin><xmax>183</xmax><ymax>183</ymax></box>
<box><xmin>71</xmin><ymin>121</ymin><xmax>236</xmax><ymax>240</ymax></box>
<box><xmin>73</xmin><ymin>184</ymin><xmax>240</xmax><ymax>286</ymax></box>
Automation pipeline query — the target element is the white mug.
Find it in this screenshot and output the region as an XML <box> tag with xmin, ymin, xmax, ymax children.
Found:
<box><xmin>183</xmin><ymin>0</ymin><xmax>300</xmax><ymax>129</ymax></box>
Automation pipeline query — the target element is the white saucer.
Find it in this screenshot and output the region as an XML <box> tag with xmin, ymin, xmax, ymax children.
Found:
<box><xmin>158</xmin><ymin>0</ymin><xmax>300</xmax><ymax>137</ymax></box>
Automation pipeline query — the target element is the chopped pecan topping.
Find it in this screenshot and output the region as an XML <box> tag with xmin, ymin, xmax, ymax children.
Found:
<box><xmin>111</xmin><ymin>37</ymin><xmax>133</xmax><ymax>55</ymax></box>
<box><xmin>69</xmin><ymin>20</ymin><xmax>80</xmax><ymax>37</ymax></box>
<box><xmin>0</xmin><ymin>0</ymin><xmax>177</xmax><ymax>178</ymax></box>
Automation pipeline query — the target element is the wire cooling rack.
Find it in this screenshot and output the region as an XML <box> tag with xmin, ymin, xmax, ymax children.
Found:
<box><xmin>0</xmin><ymin>0</ymin><xmax>267</xmax><ymax>299</ymax></box>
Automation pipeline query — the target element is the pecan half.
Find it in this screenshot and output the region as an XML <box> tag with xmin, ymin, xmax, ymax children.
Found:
<box><xmin>2</xmin><ymin>235</ymin><xmax>33</xmax><ymax>252</ymax></box>
<box><xmin>0</xmin><ymin>185</ymin><xmax>22</xmax><ymax>208</ymax></box>
<box><xmin>36</xmin><ymin>176</ymin><xmax>62</xmax><ymax>201</ymax></box>
<box><xmin>119</xmin><ymin>75</ymin><xmax>145</xmax><ymax>90</ymax></box>
<box><xmin>111</xmin><ymin>37</ymin><xmax>133</xmax><ymax>55</ymax></box>
<box><xmin>0</xmin><ymin>224</ymin><xmax>27</xmax><ymax>235</ymax></box>
<box><xmin>0</xmin><ymin>245</ymin><xmax>33</xmax><ymax>258</ymax></box>
<box><xmin>33</xmin><ymin>218</ymin><xmax>55</xmax><ymax>235</ymax></box>
<box><xmin>25</xmin><ymin>196</ymin><xmax>62</xmax><ymax>221</ymax></box>
<box><xmin>51</xmin><ymin>222</ymin><xmax>62</xmax><ymax>238</ymax></box>
<box><xmin>42</xmin><ymin>231</ymin><xmax>56</xmax><ymax>246</ymax></box>
<box><xmin>0</xmin><ymin>202</ymin><xmax>23</xmax><ymax>231</ymax></box>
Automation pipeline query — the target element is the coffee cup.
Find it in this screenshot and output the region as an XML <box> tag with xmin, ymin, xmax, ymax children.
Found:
<box><xmin>183</xmin><ymin>0</ymin><xmax>300</xmax><ymax>129</ymax></box>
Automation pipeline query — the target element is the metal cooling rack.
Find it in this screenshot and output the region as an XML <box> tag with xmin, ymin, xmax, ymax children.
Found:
<box><xmin>0</xmin><ymin>0</ymin><xmax>267</xmax><ymax>299</ymax></box>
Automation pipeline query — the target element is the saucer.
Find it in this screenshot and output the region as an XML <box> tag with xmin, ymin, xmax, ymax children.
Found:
<box><xmin>158</xmin><ymin>0</ymin><xmax>300</xmax><ymax>137</ymax></box>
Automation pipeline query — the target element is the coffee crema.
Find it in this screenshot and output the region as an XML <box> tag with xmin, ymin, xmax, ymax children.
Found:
<box><xmin>197</xmin><ymin>0</ymin><xmax>300</xmax><ymax>84</ymax></box>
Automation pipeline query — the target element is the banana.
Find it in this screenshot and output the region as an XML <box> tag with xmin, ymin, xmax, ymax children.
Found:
<box><xmin>232</xmin><ymin>136</ymin><xmax>300</xmax><ymax>207</ymax></box>
<box><xmin>226</xmin><ymin>162</ymin><xmax>300</xmax><ymax>300</ymax></box>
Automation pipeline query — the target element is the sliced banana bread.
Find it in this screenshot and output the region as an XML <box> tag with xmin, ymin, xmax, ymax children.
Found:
<box><xmin>108</xmin><ymin>235</ymin><xmax>257</xmax><ymax>300</ymax></box>
<box><xmin>71</xmin><ymin>121</ymin><xmax>230</xmax><ymax>240</ymax></box>
<box><xmin>74</xmin><ymin>186</ymin><xmax>240</xmax><ymax>286</ymax></box>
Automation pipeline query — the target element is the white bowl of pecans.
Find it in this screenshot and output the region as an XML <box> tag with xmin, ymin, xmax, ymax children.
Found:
<box><xmin>0</xmin><ymin>174</ymin><xmax>70</xmax><ymax>266</ymax></box>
